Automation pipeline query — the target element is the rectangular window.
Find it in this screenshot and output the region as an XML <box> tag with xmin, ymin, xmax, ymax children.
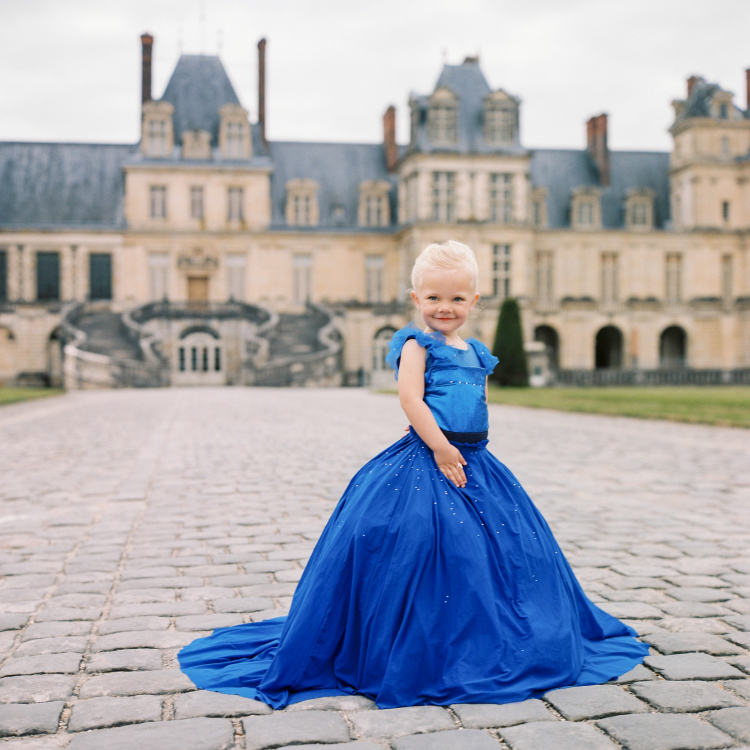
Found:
<box><xmin>665</xmin><ymin>253</ymin><xmax>682</xmax><ymax>304</ymax></box>
<box><xmin>190</xmin><ymin>187</ymin><xmax>204</xmax><ymax>220</ymax></box>
<box><xmin>722</xmin><ymin>201</ymin><xmax>730</xmax><ymax>222</ymax></box>
<box><xmin>36</xmin><ymin>251</ymin><xmax>60</xmax><ymax>301</ymax></box>
<box><xmin>150</xmin><ymin>186</ymin><xmax>167</xmax><ymax>219</ymax></box>
<box><xmin>366</xmin><ymin>196</ymin><xmax>384</xmax><ymax>227</ymax></box>
<box><xmin>293</xmin><ymin>194</ymin><xmax>312</xmax><ymax>226</ymax></box>
<box><xmin>148</xmin><ymin>119</ymin><xmax>167</xmax><ymax>157</ymax></box>
<box><xmin>89</xmin><ymin>253</ymin><xmax>112</xmax><ymax>301</ymax></box>
<box><xmin>228</xmin><ymin>187</ymin><xmax>244</xmax><ymax>221</ymax></box>
<box><xmin>191</xmin><ymin>346</ymin><xmax>198</xmax><ymax>371</ymax></box>
<box><xmin>432</xmin><ymin>172</ymin><xmax>455</xmax><ymax>222</ymax></box>
<box><xmin>226</xmin><ymin>122</ymin><xmax>244</xmax><ymax>158</ymax></box>
<box><xmin>148</xmin><ymin>253</ymin><xmax>169</xmax><ymax>301</ymax></box>
<box><xmin>178</xmin><ymin>347</ymin><xmax>186</xmax><ymax>372</ymax></box>
<box><xmin>226</xmin><ymin>254</ymin><xmax>246</xmax><ymax>301</ymax></box>
<box><xmin>490</xmin><ymin>173</ymin><xmax>513</xmax><ymax>223</ymax></box>
<box><xmin>577</xmin><ymin>200</ymin><xmax>594</xmax><ymax>226</ymax></box>
<box><xmin>535</xmin><ymin>251</ymin><xmax>554</xmax><ymax>307</ymax></box>
<box><xmin>601</xmin><ymin>252</ymin><xmax>618</xmax><ymax>304</ymax></box>
<box><xmin>214</xmin><ymin>346</ymin><xmax>221</xmax><ymax>372</ymax></box>
<box><xmin>202</xmin><ymin>347</ymin><xmax>209</xmax><ymax>372</ymax></box>
<box><xmin>492</xmin><ymin>244</ymin><xmax>511</xmax><ymax>299</ymax></box>
<box><xmin>721</xmin><ymin>136</ymin><xmax>731</xmax><ymax>158</ymax></box>
<box><xmin>631</xmin><ymin>202</ymin><xmax>648</xmax><ymax>226</ymax></box>
<box><xmin>485</xmin><ymin>107</ymin><xmax>514</xmax><ymax>144</ymax></box>
<box><xmin>293</xmin><ymin>254</ymin><xmax>313</xmax><ymax>304</ymax></box>
<box><xmin>428</xmin><ymin>103</ymin><xmax>457</xmax><ymax>143</ymax></box>
<box><xmin>0</xmin><ymin>249</ymin><xmax>7</xmax><ymax>301</ymax></box>
<box><xmin>365</xmin><ymin>255</ymin><xmax>384</xmax><ymax>303</ymax></box>
<box><xmin>722</xmin><ymin>254</ymin><xmax>733</xmax><ymax>307</ymax></box>
<box><xmin>407</xmin><ymin>175</ymin><xmax>418</xmax><ymax>222</ymax></box>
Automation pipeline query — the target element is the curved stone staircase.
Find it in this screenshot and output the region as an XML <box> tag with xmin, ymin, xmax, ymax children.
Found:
<box><xmin>62</xmin><ymin>302</ymin><xmax>342</xmax><ymax>388</ymax></box>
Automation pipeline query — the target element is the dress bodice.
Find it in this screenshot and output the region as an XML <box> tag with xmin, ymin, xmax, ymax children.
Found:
<box><xmin>386</xmin><ymin>323</ymin><xmax>499</xmax><ymax>435</ymax></box>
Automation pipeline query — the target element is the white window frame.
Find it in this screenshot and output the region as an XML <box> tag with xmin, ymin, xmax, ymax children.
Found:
<box><xmin>148</xmin><ymin>253</ymin><xmax>169</xmax><ymax>301</ymax></box>
<box><xmin>365</xmin><ymin>255</ymin><xmax>385</xmax><ymax>303</ymax></box>
<box><xmin>432</xmin><ymin>171</ymin><xmax>455</xmax><ymax>222</ymax></box>
<box><xmin>228</xmin><ymin>187</ymin><xmax>244</xmax><ymax>222</ymax></box>
<box><xmin>665</xmin><ymin>253</ymin><xmax>682</xmax><ymax>304</ymax></box>
<box><xmin>490</xmin><ymin>173</ymin><xmax>514</xmax><ymax>223</ymax></box>
<box><xmin>190</xmin><ymin>186</ymin><xmax>204</xmax><ymax>220</ymax></box>
<box><xmin>492</xmin><ymin>244</ymin><xmax>511</xmax><ymax>299</ymax></box>
<box><xmin>149</xmin><ymin>186</ymin><xmax>167</xmax><ymax>219</ymax></box>
<box><xmin>147</xmin><ymin>119</ymin><xmax>167</xmax><ymax>157</ymax></box>
<box><xmin>293</xmin><ymin>254</ymin><xmax>313</xmax><ymax>304</ymax></box>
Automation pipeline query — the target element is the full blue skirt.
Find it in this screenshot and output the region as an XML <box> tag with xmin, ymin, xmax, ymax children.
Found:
<box><xmin>179</xmin><ymin>431</ymin><xmax>649</xmax><ymax>708</ymax></box>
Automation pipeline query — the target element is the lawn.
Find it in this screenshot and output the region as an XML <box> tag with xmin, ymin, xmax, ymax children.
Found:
<box><xmin>486</xmin><ymin>385</ymin><xmax>750</xmax><ymax>428</ymax></box>
<box><xmin>0</xmin><ymin>387</ymin><xmax>64</xmax><ymax>407</ymax></box>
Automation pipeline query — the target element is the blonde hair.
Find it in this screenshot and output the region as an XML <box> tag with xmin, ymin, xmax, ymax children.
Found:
<box><xmin>411</xmin><ymin>240</ymin><xmax>479</xmax><ymax>293</ymax></box>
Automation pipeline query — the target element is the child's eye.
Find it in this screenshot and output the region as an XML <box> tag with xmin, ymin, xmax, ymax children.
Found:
<box><xmin>428</xmin><ymin>296</ymin><xmax>438</xmax><ymax>301</ymax></box>
<box><xmin>453</xmin><ymin>297</ymin><xmax>464</xmax><ymax>302</ymax></box>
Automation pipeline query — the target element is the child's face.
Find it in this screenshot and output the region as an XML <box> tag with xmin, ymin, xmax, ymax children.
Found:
<box><xmin>411</xmin><ymin>267</ymin><xmax>479</xmax><ymax>336</ymax></box>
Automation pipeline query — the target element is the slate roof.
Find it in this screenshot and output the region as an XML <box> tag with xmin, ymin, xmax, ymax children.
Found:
<box><xmin>161</xmin><ymin>55</ymin><xmax>242</xmax><ymax>146</ymax></box>
<box><xmin>409</xmin><ymin>61</ymin><xmax>526</xmax><ymax>155</ymax></box>
<box><xmin>530</xmin><ymin>149</ymin><xmax>671</xmax><ymax>229</ymax></box>
<box><xmin>673</xmin><ymin>76</ymin><xmax>746</xmax><ymax>126</ymax></box>
<box><xmin>268</xmin><ymin>141</ymin><xmax>396</xmax><ymax>229</ymax></box>
<box><xmin>0</xmin><ymin>142</ymin><xmax>135</xmax><ymax>230</ymax></box>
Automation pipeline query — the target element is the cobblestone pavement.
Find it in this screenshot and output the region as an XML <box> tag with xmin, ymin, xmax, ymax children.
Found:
<box><xmin>0</xmin><ymin>388</ymin><xmax>749</xmax><ymax>750</ymax></box>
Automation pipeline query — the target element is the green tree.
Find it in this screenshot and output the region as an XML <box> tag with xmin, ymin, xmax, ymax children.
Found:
<box><xmin>492</xmin><ymin>298</ymin><xmax>529</xmax><ymax>387</ymax></box>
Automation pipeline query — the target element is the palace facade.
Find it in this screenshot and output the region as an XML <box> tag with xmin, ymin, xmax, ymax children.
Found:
<box><xmin>0</xmin><ymin>36</ymin><xmax>748</xmax><ymax>387</ymax></box>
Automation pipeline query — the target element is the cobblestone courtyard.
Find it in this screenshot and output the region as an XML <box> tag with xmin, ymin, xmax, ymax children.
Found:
<box><xmin>0</xmin><ymin>388</ymin><xmax>749</xmax><ymax>750</ymax></box>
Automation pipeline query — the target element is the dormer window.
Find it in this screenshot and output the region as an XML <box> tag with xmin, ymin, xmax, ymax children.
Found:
<box><xmin>182</xmin><ymin>130</ymin><xmax>211</xmax><ymax>160</ymax></box>
<box><xmin>219</xmin><ymin>104</ymin><xmax>251</xmax><ymax>160</ymax></box>
<box><xmin>483</xmin><ymin>90</ymin><xmax>519</xmax><ymax>146</ymax></box>
<box><xmin>720</xmin><ymin>103</ymin><xmax>728</xmax><ymax>119</ymax></box>
<box><xmin>141</xmin><ymin>101</ymin><xmax>174</xmax><ymax>158</ymax></box>
<box><xmin>529</xmin><ymin>187</ymin><xmax>548</xmax><ymax>229</ymax></box>
<box><xmin>571</xmin><ymin>187</ymin><xmax>601</xmax><ymax>230</ymax></box>
<box><xmin>625</xmin><ymin>188</ymin><xmax>655</xmax><ymax>230</ymax></box>
<box><xmin>148</xmin><ymin>120</ymin><xmax>167</xmax><ymax>156</ymax></box>
<box><xmin>358</xmin><ymin>180</ymin><xmax>391</xmax><ymax>227</ymax></box>
<box><xmin>286</xmin><ymin>179</ymin><xmax>319</xmax><ymax>227</ymax></box>
<box><xmin>427</xmin><ymin>88</ymin><xmax>458</xmax><ymax>144</ymax></box>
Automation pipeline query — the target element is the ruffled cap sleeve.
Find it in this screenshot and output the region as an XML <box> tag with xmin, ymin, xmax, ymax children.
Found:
<box><xmin>468</xmin><ymin>339</ymin><xmax>500</xmax><ymax>376</ymax></box>
<box><xmin>385</xmin><ymin>323</ymin><xmax>445</xmax><ymax>376</ymax></box>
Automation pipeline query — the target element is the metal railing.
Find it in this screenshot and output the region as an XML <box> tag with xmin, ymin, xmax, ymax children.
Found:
<box><xmin>556</xmin><ymin>368</ymin><xmax>750</xmax><ymax>387</ymax></box>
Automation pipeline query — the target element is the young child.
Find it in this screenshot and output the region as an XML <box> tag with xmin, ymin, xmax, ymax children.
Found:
<box><xmin>179</xmin><ymin>241</ymin><xmax>649</xmax><ymax>708</ymax></box>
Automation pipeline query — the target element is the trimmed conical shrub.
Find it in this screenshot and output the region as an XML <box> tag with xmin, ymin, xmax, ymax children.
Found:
<box><xmin>492</xmin><ymin>298</ymin><xmax>529</xmax><ymax>387</ymax></box>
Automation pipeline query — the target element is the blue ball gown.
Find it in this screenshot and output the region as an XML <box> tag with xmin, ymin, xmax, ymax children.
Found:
<box><xmin>178</xmin><ymin>324</ymin><xmax>649</xmax><ymax>709</ymax></box>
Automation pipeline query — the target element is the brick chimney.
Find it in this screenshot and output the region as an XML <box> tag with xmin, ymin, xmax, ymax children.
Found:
<box><xmin>383</xmin><ymin>105</ymin><xmax>397</xmax><ymax>172</ymax></box>
<box><xmin>586</xmin><ymin>113</ymin><xmax>610</xmax><ymax>186</ymax></box>
<box><xmin>687</xmin><ymin>75</ymin><xmax>700</xmax><ymax>98</ymax></box>
<box><xmin>258</xmin><ymin>38</ymin><xmax>267</xmax><ymax>147</ymax></box>
<box><xmin>141</xmin><ymin>33</ymin><xmax>153</xmax><ymax>105</ymax></box>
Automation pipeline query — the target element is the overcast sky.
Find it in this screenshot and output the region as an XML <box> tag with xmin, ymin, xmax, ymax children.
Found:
<box><xmin>2</xmin><ymin>0</ymin><xmax>749</xmax><ymax>151</ymax></box>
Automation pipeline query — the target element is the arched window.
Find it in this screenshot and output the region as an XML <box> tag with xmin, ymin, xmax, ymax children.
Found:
<box><xmin>534</xmin><ymin>325</ymin><xmax>559</xmax><ymax>371</ymax></box>
<box><xmin>595</xmin><ymin>326</ymin><xmax>623</xmax><ymax>369</ymax></box>
<box><xmin>659</xmin><ymin>326</ymin><xmax>687</xmax><ymax>368</ymax></box>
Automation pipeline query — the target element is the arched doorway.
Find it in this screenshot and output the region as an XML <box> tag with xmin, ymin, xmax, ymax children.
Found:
<box><xmin>595</xmin><ymin>325</ymin><xmax>623</xmax><ymax>369</ymax></box>
<box><xmin>174</xmin><ymin>325</ymin><xmax>224</xmax><ymax>385</ymax></box>
<box><xmin>660</xmin><ymin>326</ymin><xmax>687</xmax><ymax>368</ymax></box>
<box><xmin>534</xmin><ymin>325</ymin><xmax>559</xmax><ymax>371</ymax></box>
<box><xmin>370</xmin><ymin>327</ymin><xmax>398</xmax><ymax>388</ymax></box>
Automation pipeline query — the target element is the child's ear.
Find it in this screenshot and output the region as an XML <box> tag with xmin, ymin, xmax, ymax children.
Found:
<box><xmin>410</xmin><ymin>290</ymin><xmax>420</xmax><ymax>308</ymax></box>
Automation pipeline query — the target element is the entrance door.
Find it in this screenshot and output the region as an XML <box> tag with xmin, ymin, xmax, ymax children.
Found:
<box><xmin>187</xmin><ymin>276</ymin><xmax>209</xmax><ymax>304</ymax></box>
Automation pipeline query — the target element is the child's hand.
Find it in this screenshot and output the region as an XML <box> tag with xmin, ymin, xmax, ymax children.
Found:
<box><xmin>434</xmin><ymin>445</ymin><xmax>467</xmax><ymax>488</ymax></box>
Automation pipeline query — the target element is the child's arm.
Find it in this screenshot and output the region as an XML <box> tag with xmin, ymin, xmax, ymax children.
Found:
<box><xmin>398</xmin><ymin>339</ymin><xmax>467</xmax><ymax>488</ymax></box>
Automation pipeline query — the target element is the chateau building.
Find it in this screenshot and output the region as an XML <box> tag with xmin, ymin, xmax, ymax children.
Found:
<box><xmin>0</xmin><ymin>35</ymin><xmax>748</xmax><ymax>387</ymax></box>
